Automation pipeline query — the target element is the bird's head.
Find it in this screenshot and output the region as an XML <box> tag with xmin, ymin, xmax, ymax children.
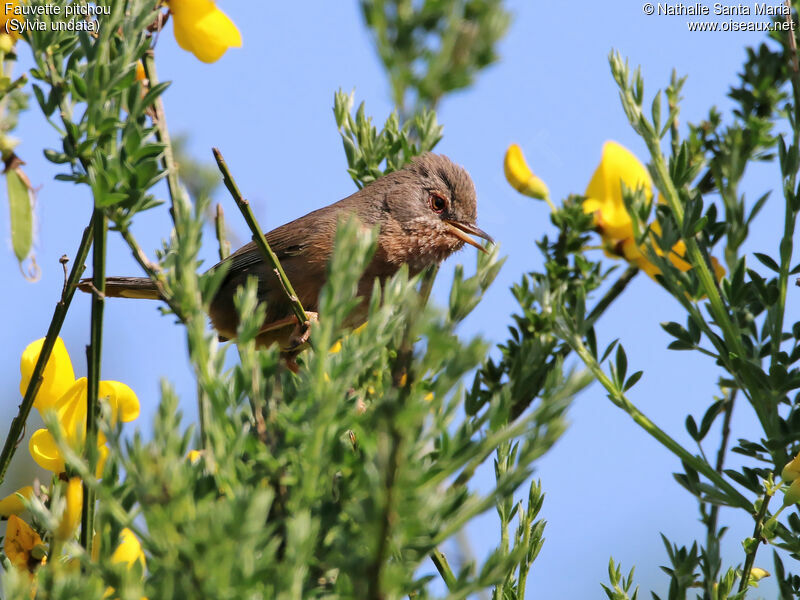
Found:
<box><xmin>384</xmin><ymin>153</ymin><xmax>493</xmax><ymax>262</ymax></box>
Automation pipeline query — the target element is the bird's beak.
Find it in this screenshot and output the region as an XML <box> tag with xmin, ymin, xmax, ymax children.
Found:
<box><xmin>443</xmin><ymin>220</ymin><xmax>494</xmax><ymax>254</ymax></box>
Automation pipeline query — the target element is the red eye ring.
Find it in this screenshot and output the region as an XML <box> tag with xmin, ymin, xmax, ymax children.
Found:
<box><xmin>429</xmin><ymin>193</ymin><xmax>446</xmax><ymax>214</ymax></box>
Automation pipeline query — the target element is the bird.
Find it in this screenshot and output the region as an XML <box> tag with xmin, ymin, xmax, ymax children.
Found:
<box><xmin>79</xmin><ymin>153</ymin><xmax>492</xmax><ymax>349</ymax></box>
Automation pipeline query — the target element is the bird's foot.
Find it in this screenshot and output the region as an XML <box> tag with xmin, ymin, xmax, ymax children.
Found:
<box><xmin>287</xmin><ymin>311</ymin><xmax>319</xmax><ymax>351</ymax></box>
<box><xmin>275</xmin><ymin>312</ymin><xmax>319</xmax><ymax>373</ymax></box>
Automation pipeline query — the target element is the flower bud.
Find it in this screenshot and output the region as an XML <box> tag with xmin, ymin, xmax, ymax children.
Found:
<box><xmin>782</xmin><ymin>451</ymin><xmax>800</xmax><ymax>482</ymax></box>
<box><xmin>749</xmin><ymin>567</ymin><xmax>770</xmax><ymax>582</ymax></box>
<box><xmin>783</xmin><ymin>478</ymin><xmax>800</xmax><ymax>505</ymax></box>
<box><xmin>504</xmin><ymin>144</ymin><xmax>550</xmax><ymax>201</ymax></box>
<box><xmin>56</xmin><ymin>477</ymin><xmax>82</xmax><ymax>540</ymax></box>
<box><xmin>0</xmin><ymin>33</ymin><xmax>15</xmax><ymax>53</ymax></box>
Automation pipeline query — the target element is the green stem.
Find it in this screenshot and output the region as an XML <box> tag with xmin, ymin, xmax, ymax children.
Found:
<box><xmin>495</xmin><ymin>508</ymin><xmax>510</xmax><ymax>600</ymax></box>
<box><xmin>0</xmin><ymin>213</ymin><xmax>95</xmax><ymax>486</ymax></box>
<box><xmin>212</xmin><ymin>147</ymin><xmax>308</xmax><ymax>324</ymax></box>
<box><xmin>738</xmin><ymin>492</ymin><xmax>773</xmax><ymax>593</ymax></box>
<box><xmin>368</xmin><ymin>428</ymin><xmax>401</xmax><ymax>600</ymax></box>
<box><xmin>431</xmin><ymin>548</ymin><xmax>457</xmax><ymax>591</ymax></box>
<box><xmin>80</xmin><ymin>211</ymin><xmax>107</xmax><ymax>555</ymax></box>
<box><xmin>419</xmin><ymin>264</ymin><xmax>439</xmax><ymax>305</ymax></box>
<box><xmin>708</xmin><ymin>388</ymin><xmax>735</xmax><ymax>514</ymax></box>
<box><xmin>645</xmin><ymin>121</ymin><xmax>774</xmax><ymax>435</ymax></box>
<box><xmin>702</xmin><ymin>388</ymin><xmax>736</xmax><ymax>597</ymax></box>
<box><xmin>141</xmin><ymin>52</ymin><xmax>180</xmax><ymax>221</ymax></box>
<box><xmin>585</xmin><ymin>265</ymin><xmax>639</xmax><ymax>328</ymax></box>
<box><xmin>0</xmin><ymin>72</ymin><xmax>27</xmax><ymax>102</ymax></box>
<box><xmin>509</xmin><ymin>264</ymin><xmax>639</xmax><ymax>420</ymax></box>
<box><xmin>772</xmin><ymin>2</ymin><xmax>800</xmax><ymax>371</ymax></box>
<box><xmin>116</xmin><ymin>226</ymin><xmax>183</xmax><ymax>319</ymax></box>
<box><xmin>611</xmin><ymin>56</ymin><xmax>770</xmax><ymax>429</ymax></box>
<box><xmin>542</xmin><ymin>193</ymin><xmax>557</xmax><ymax>214</ymax></box>
<box><xmin>517</xmin><ymin>507</ymin><xmax>534</xmax><ymax>600</ymax></box>
<box><xmin>566</xmin><ymin>331</ymin><xmax>753</xmax><ymax>511</ymax></box>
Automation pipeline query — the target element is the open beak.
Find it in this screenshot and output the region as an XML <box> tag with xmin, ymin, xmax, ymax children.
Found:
<box><xmin>443</xmin><ymin>220</ymin><xmax>494</xmax><ymax>254</ymax></box>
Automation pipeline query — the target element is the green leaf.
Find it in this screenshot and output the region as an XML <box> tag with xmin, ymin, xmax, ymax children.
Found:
<box><xmin>685</xmin><ymin>415</ymin><xmax>699</xmax><ymax>440</ymax></box>
<box><xmin>7</xmin><ymin>168</ymin><xmax>33</xmax><ymax>263</ymax></box>
<box><xmin>661</xmin><ymin>321</ymin><xmax>692</xmax><ymax>344</ymax></box>
<box><xmin>601</xmin><ymin>338</ymin><xmax>619</xmax><ymax>363</ymax></box>
<box><xmin>43</xmin><ymin>148</ymin><xmax>70</xmax><ymax>164</ymax></box>
<box><xmin>697</xmin><ymin>399</ymin><xmax>724</xmax><ymax>440</ymax></box>
<box><xmin>623</xmin><ymin>370</ymin><xmax>643</xmax><ymax>391</ymax></box>
<box><xmin>615</xmin><ymin>344</ymin><xmax>628</xmax><ymax>385</ymax></box>
<box><xmin>71</xmin><ymin>71</ymin><xmax>88</xmax><ymax>101</ymax></box>
<box><xmin>691</xmin><ymin>215</ymin><xmax>708</xmax><ymax>235</ymax></box>
<box><xmin>139</xmin><ymin>81</ymin><xmax>170</xmax><ymax>114</ymax></box>
<box><xmin>753</xmin><ymin>252</ymin><xmax>780</xmax><ymax>273</ymax></box>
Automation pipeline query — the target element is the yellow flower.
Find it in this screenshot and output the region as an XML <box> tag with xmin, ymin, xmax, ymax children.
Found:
<box><xmin>783</xmin><ymin>452</ymin><xmax>800</xmax><ymax>482</ymax></box>
<box><xmin>4</xmin><ymin>515</ymin><xmax>46</xmax><ymax>573</ymax></box>
<box><xmin>583</xmin><ymin>142</ymin><xmax>725</xmax><ymax>283</ymax></box>
<box><xmin>1</xmin><ymin>0</ymin><xmax>20</xmax><ymax>40</ymax></box>
<box><xmin>20</xmin><ymin>338</ymin><xmax>140</xmax><ymax>476</ymax></box>
<box><xmin>618</xmin><ymin>219</ymin><xmax>692</xmax><ymax>280</ymax></box>
<box><xmin>110</xmin><ymin>528</ymin><xmax>146</xmax><ymax>569</ymax></box>
<box><xmin>504</xmin><ymin>144</ymin><xmax>551</xmax><ymax>202</ymax></box>
<box><xmin>584</xmin><ymin>141</ymin><xmax>652</xmax><ymax>242</ymax></box>
<box><xmin>0</xmin><ymin>485</ymin><xmax>33</xmax><ymax>517</ymax></box>
<box><xmin>135</xmin><ymin>61</ymin><xmax>146</xmax><ymax>82</ymax></box>
<box><xmin>711</xmin><ymin>257</ymin><xmax>726</xmax><ymax>281</ymax></box>
<box><xmin>329</xmin><ymin>322</ymin><xmax>368</xmax><ymax>354</ymax></box>
<box><xmin>19</xmin><ymin>337</ymin><xmax>76</xmax><ymax>412</ymax></box>
<box><xmin>169</xmin><ymin>0</ymin><xmax>242</xmax><ymax>63</ymax></box>
<box><xmin>97</xmin><ymin>528</ymin><xmax>147</xmax><ymax>599</ymax></box>
<box><xmin>56</xmin><ymin>477</ymin><xmax>83</xmax><ymax>541</ymax></box>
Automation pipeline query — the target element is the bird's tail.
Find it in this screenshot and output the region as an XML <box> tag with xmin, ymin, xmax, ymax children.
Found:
<box><xmin>77</xmin><ymin>277</ymin><xmax>161</xmax><ymax>300</ymax></box>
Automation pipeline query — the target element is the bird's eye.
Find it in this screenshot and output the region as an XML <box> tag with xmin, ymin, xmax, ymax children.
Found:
<box><xmin>429</xmin><ymin>193</ymin><xmax>447</xmax><ymax>214</ymax></box>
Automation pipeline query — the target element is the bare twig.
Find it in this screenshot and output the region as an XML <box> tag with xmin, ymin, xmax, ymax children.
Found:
<box><xmin>0</xmin><ymin>214</ymin><xmax>94</xmax><ymax>486</ymax></box>
<box><xmin>212</xmin><ymin>147</ymin><xmax>308</xmax><ymax>324</ymax></box>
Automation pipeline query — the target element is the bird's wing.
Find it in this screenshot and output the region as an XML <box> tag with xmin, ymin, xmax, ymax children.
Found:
<box><xmin>216</xmin><ymin>212</ymin><xmax>325</xmax><ymax>274</ymax></box>
<box><xmin>211</xmin><ymin>191</ymin><xmax>372</xmax><ymax>278</ymax></box>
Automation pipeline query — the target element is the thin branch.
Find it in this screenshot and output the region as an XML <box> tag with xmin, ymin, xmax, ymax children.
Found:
<box><xmin>770</xmin><ymin>0</ymin><xmax>800</xmax><ymax>375</ymax></box>
<box><xmin>585</xmin><ymin>264</ymin><xmax>639</xmax><ymax>328</ymax></box>
<box><xmin>0</xmin><ymin>213</ymin><xmax>95</xmax><ymax>486</ymax></box>
<box><xmin>738</xmin><ymin>491</ymin><xmax>773</xmax><ymax>593</ymax></box>
<box><xmin>212</xmin><ymin>147</ymin><xmax>308</xmax><ymax>324</ymax></box>
<box><xmin>116</xmin><ymin>226</ymin><xmax>182</xmax><ymax>317</ymax></box>
<box><xmin>368</xmin><ymin>428</ymin><xmax>401</xmax><ymax>600</ymax></box>
<box><xmin>215</xmin><ymin>203</ymin><xmax>230</xmax><ymax>260</ymax></box>
<box><xmin>510</xmin><ymin>264</ymin><xmax>639</xmax><ymax>419</ymax></box>
<box><xmin>0</xmin><ymin>72</ymin><xmax>27</xmax><ymax>102</ymax></box>
<box><xmin>80</xmin><ymin>211</ymin><xmax>107</xmax><ymax>556</ymax></box>
<box><xmin>701</xmin><ymin>388</ymin><xmax>736</xmax><ymax>594</ymax></box>
<box><xmin>141</xmin><ymin>51</ymin><xmax>180</xmax><ymax>222</ymax></box>
<box><xmin>564</xmin><ymin>329</ymin><xmax>753</xmax><ymax>512</ymax></box>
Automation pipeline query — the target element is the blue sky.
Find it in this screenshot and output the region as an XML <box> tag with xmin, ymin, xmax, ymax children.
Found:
<box><xmin>1</xmin><ymin>2</ymin><xmax>796</xmax><ymax>597</ymax></box>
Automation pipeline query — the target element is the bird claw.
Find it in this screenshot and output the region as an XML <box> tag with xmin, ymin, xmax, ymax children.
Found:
<box><xmin>279</xmin><ymin>312</ymin><xmax>319</xmax><ymax>373</ymax></box>
<box><xmin>287</xmin><ymin>312</ymin><xmax>319</xmax><ymax>351</ymax></box>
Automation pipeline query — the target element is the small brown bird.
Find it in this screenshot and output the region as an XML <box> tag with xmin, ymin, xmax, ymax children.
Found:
<box><xmin>80</xmin><ymin>153</ymin><xmax>492</xmax><ymax>348</ymax></box>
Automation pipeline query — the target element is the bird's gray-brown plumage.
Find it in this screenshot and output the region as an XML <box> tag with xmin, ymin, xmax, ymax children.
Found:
<box><xmin>82</xmin><ymin>153</ymin><xmax>491</xmax><ymax>348</ymax></box>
